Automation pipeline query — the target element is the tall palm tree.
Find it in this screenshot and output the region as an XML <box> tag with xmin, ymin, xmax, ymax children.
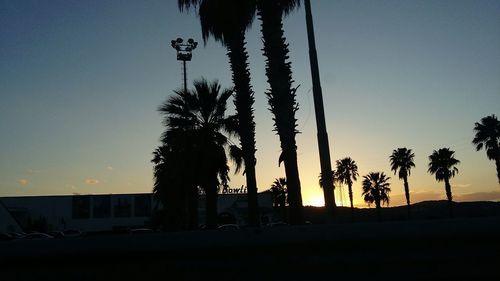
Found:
<box><xmin>158</xmin><ymin>79</ymin><xmax>242</xmax><ymax>228</ymax></box>
<box><xmin>362</xmin><ymin>172</ymin><xmax>391</xmax><ymax>221</ymax></box>
<box><xmin>257</xmin><ymin>0</ymin><xmax>304</xmax><ymax>225</ymax></box>
<box><xmin>335</xmin><ymin>157</ymin><xmax>359</xmax><ymax>219</ymax></box>
<box><xmin>178</xmin><ymin>0</ymin><xmax>260</xmax><ymax>226</ymax></box>
<box><xmin>428</xmin><ymin>148</ymin><xmax>460</xmax><ymax>217</ymax></box>
<box><xmin>179</xmin><ymin>0</ymin><xmax>305</xmax><ymax>224</ymax></box>
<box><xmin>389</xmin><ymin>148</ymin><xmax>415</xmax><ymax>218</ymax></box>
<box><xmin>472</xmin><ymin>114</ymin><xmax>500</xmax><ymax>184</ymax></box>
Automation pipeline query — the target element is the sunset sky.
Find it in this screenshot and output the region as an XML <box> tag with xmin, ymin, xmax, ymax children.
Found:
<box><xmin>1</xmin><ymin>0</ymin><xmax>499</xmax><ymax>207</ymax></box>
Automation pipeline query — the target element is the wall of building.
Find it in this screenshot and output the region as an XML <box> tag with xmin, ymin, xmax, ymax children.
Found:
<box><xmin>1</xmin><ymin>192</ymin><xmax>275</xmax><ymax>232</ymax></box>
<box><xmin>1</xmin><ymin>194</ymin><xmax>153</xmax><ymax>232</ymax></box>
<box><xmin>0</xmin><ymin>199</ymin><xmax>22</xmax><ymax>232</ymax></box>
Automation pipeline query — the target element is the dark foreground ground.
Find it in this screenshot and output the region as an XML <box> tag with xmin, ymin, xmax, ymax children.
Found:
<box><xmin>1</xmin><ymin>216</ymin><xmax>500</xmax><ymax>281</ymax></box>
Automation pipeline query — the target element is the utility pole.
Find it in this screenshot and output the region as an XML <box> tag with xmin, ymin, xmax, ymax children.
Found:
<box><xmin>304</xmin><ymin>0</ymin><xmax>336</xmax><ymax>217</ymax></box>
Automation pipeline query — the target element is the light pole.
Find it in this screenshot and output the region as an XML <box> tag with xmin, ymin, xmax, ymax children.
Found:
<box><xmin>171</xmin><ymin>38</ymin><xmax>198</xmax><ymax>92</ymax></box>
<box><xmin>304</xmin><ymin>0</ymin><xmax>336</xmax><ymax>217</ymax></box>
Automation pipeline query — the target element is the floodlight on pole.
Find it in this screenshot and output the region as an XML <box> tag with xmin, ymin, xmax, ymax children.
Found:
<box><xmin>171</xmin><ymin>37</ymin><xmax>198</xmax><ymax>92</ymax></box>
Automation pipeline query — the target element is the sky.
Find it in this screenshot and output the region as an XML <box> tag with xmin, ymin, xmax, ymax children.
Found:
<box><xmin>1</xmin><ymin>0</ymin><xmax>499</xmax><ymax>207</ymax></box>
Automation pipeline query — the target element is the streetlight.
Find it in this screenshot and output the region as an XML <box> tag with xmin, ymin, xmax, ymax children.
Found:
<box><xmin>171</xmin><ymin>37</ymin><xmax>198</xmax><ymax>92</ymax></box>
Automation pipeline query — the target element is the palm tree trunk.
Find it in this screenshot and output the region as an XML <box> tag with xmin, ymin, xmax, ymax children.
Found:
<box><xmin>226</xmin><ymin>33</ymin><xmax>260</xmax><ymax>226</ymax></box>
<box><xmin>258</xmin><ymin>0</ymin><xmax>303</xmax><ymax>225</ymax></box>
<box><xmin>375</xmin><ymin>201</ymin><xmax>381</xmax><ymax>222</ymax></box>
<box><xmin>305</xmin><ymin>0</ymin><xmax>336</xmax><ymax>217</ymax></box>
<box><xmin>403</xmin><ymin>176</ymin><xmax>411</xmax><ymax>219</ymax></box>
<box><xmin>348</xmin><ymin>183</ymin><xmax>354</xmax><ymax>221</ymax></box>
<box><xmin>444</xmin><ymin>177</ymin><xmax>453</xmax><ymax>218</ymax></box>
<box><xmin>205</xmin><ymin>186</ymin><xmax>218</xmax><ymax>229</ymax></box>
<box><xmin>188</xmin><ymin>185</ymin><xmax>198</xmax><ymax>229</ymax></box>
<box><xmin>495</xmin><ymin>157</ymin><xmax>500</xmax><ymax>184</ymax></box>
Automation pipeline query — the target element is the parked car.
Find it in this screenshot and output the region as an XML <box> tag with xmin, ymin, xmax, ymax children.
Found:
<box><xmin>62</xmin><ymin>229</ymin><xmax>83</xmax><ymax>237</ymax></box>
<box><xmin>23</xmin><ymin>232</ymin><xmax>54</xmax><ymax>240</ymax></box>
<box><xmin>6</xmin><ymin>232</ymin><xmax>26</xmax><ymax>239</ymax></box>
<box><xmin>129</xmin><ymin>228</ymin><xmax>154</xmax><ymax>234</ymax></box>
<box><xmin>217</xmin><ymin>224</ymin><xmax>240</xmax><ymax>230</ymax></box>
<box><xmin>0</xmin><ymin>232</ymin><xmax>16</xmax><ymax>241</ymax></box>
<box><xmin>48</xmin><ymin>231</ymin><xmax>65</xmax><ymax>238</ymax></box>
<box><xmin>266</xmin><ymin>222</ymin><xmax>289</xmax><ymax>227</ymax></box>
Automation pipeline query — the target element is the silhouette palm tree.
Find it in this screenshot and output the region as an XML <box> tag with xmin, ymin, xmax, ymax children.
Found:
<box><xmin>428</xmin><ymin>148</ymin><xmax>460</xmax><ymax>217</ymax></box>
<box><xmin>152</xmin><ymin>145</ymin><xmax>198</xmax><ymax>229</ymax></box>
<box><xmin>257</xmin><ymin>0</ymin><xmax>304</xmax><ymax>225</ymax></box>
<box><xmin>179</xmin><ymin>0</ymin><xmax>304</xmax><ymax>224</ymax></box>
<box><xmin>472</xmin><ymin>114</ymin><xmax>500</xmax><ymax>184</ymax></box>
<box><xmin>318</xmin><ymin>170</ymin><xmax>336</xmax><ymax>192</ymax></box>
<box><xmin>389</xmin><ymin>148</ymin><xmax>415</xmax><ymax>218</ymax></box>
<box><xmin>269</xmin><ymin>178</ymin><xmax>287</xmax><ymax>208</ymax></box>
<box><xmin>158</xmin><ymin>79</ymin><xmax>242</xmax><ymax>228</ymax></box>
<box><xmin>318</xmin><ymin>169</ymin><xmax>336</xmax><ymax>205</ymax></box>
<box><xmin>335</xmin><ymin>157</ymin><xmax>359</xmax><ymax>219</ymax></box>
<box><xmin>362</xmin><ymin>172</ymin><xmax>391</xmax><ymax>221</ymax></box>
<box><xmin>178</xmin><ymin>0</ymin><xmax>260</xmax><ymax>226</ymax></box>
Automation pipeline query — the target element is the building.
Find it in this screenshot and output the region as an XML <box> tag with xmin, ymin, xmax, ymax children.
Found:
<box><xmin>0</xmin><ymin>192</ymin><xmax>275</xmax><ymax>232</ymax></box>
<box><xmin>0</xmin><ymin>199</ymin><xmax>22</xmax><ymax>233</ymax></box>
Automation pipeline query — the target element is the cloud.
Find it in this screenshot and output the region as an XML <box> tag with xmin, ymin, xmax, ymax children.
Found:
<box><xmin>27</xmin><ymin>169</ymin><xmax>41</xmax><ymax>174</ymax></box>
<box><xmin>452</xmin><ymin>183</ymin><xmax>471</xmax><ymax>188</ymax></box>
<box><xmin>454</xmin><ymin>191</ymin><xmax>500</xmax><ymax>202</ymax></box>
<box><xmin>84</xmin><ymin>179</ymin><xmax>99</xmax><ymax>185</ymax></box>
<box><xmin>18</xmin><ymin>179</ymin><xmax>29</xmax><ymax>186</ymax></box>
<box><xmin>106</xmin><ymin>166</ymin><xmax>113</xmax><ymax>171</ymax></box>
<box><xmin>387</xmin><ymin>191</ymin><xmax>445</xmax><ymax>206</ymax></box>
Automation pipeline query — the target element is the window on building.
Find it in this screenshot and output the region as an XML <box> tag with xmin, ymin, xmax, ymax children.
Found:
<box><xmin>113</xmin><ymin>195</ymin><xmax>131</xmax><ymax>217</ymax></box>
<box><xmin>134</xmin><ymin>194</ymin><xmax>152</xmax><ymax>217</ymax></box>
<box><xmin>72</xmin><ymin>196</ymin><xmax>90</xmax><ymax>219</ymax></box>
<box><xmin>93</xmin><ymin>195</ymin><xmax>111</xmax><ymax>218</ymax></box>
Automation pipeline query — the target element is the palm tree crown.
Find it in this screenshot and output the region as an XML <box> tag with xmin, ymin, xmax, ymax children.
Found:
<box><xmin>428</xmin><ymin>148</ymin><xmax>460</xmax><ymax>182</ymax></box>
<box><xmin>336</xmin><ymin>158</ymin><xmax>359</xmax><ymax>188</ymax></box>
<box><xmin>318</xmin><ymin>170</ymin><xmax>336</xmax><ymax>189</ymax></box>
<box><xmin>269</xmin><ymin>177</ymin><xmax>287</xmax><ymax>208</ymax></box>
<box><xmin>390</xmin><ymin>148</ymin><xmax>415</xmax><ymax>180</ymax></box>
<box><xmin>472</xmin><ymin>114</ymin><xmax>500</xmax><ymax>184</ymax></box>
<box><xmin>362</xmin><ymin>172</ymin><xmax>391</xmax><ymax>208</ymax></box>
<box><xmin>157</xmin><ymin>79</ymin><xmax>242</xmax><ymax>228</ymax></box>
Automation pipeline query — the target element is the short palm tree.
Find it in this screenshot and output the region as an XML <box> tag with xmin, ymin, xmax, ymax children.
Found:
<box><xmin>472</xmin><ymin>114</ymin><xmax>500</xmax><ymax>184</ymax></box>
<box><xmin>389</xmin><ymin>148</ymin><xmax>415</xmax><ymax>218</ymax></box>
<box><xmin>269</xmin><ymin>177</ymin><xmax>287</xmax><ymax>209</ymax></box>
<box><xmin>428</xmin><ymin>148</ymin><xmax>460</xmax><ymax>217</ymax></box>
<box><xmin>318</xmin><ymin>170</ymin><xmax>336</xmax><ymax>191</ymax></box>
<box><xmin>335</xmin><ymin>157</ymin><xmax>359</xmax><ymax>219</ymax></box>
<box><xmin>178</xmin><ymin>0</ymin><xmax>260</xmax><ymax>226</ymax></box>
<box><xmin>362</xmin><ymin>172</ymin><xmax>391</xmax><ymax>221</ymax></box>
<box><xmin>152</xmin><ymin>145</ymin><xmax>198</xmax><ymax>229</ymax></box>
<box><xmin>269</xmin><ymin>177</ymin><xmax>287</xmax><ymax>222</ymax></box>
<box><xmin>158</xmin><ymin>79</ymin><xmax>242</xmax><ymax>228</ymax></box>
<box><xmin>318</xmin><ymin>170</ymin><xmax>336</xmax><ymax>205</ymax></box>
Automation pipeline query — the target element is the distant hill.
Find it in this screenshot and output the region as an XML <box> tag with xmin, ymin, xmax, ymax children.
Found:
<box><xmin>302</xmin><ymin>200</ymin><xmax>500</xmax><ymax>224</ymax></box>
